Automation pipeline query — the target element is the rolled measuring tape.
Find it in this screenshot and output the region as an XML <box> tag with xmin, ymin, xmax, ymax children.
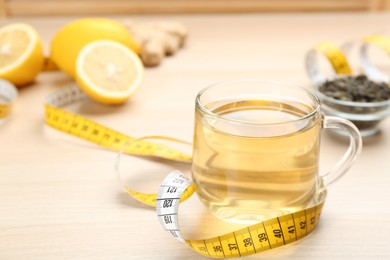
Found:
<box><xmin>359</xmin><ymin>35</ymin><xmax>390</xmax><ymax>82</ymax></box>
<box><xmin>307</xmin><ymin>36</ymin><xmax>390</xmax><ymax>84</ymax></box>
<box><xmin>0</xmin><ymin>79</ymin><xmax>18</xmax><ymax>120</ymax></box>
<box><xmin>305</xmin><ymin>41</ymin><xmax>352</xmax><ymax>84</ymax></box>
<box><xmin>45</xmin><ymin>84</ymin><xmax>327</xmax><ymax>258</ymax></box>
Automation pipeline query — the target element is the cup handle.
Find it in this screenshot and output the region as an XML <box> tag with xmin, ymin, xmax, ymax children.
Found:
<box><xmin>320</xmin><ymin>116</ymin><xmax>363</xmax><ymax>189</ymax></box>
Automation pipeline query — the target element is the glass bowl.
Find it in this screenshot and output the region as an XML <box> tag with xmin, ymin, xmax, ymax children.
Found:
<box><xmin>313</xmin><ymin>84</ymin><xmax>390</xmax><ymax>137</ymax></box>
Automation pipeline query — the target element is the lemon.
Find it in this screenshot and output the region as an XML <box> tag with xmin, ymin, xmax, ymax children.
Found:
<box><xmin>0</xmin><ymin>23</ymin><xmax>44</xmax><ymax>86</ymax></box>
<box><xmin>76</xmin><ymin>40</ymin><xmax>144</xmax><ymax>105</ymax></box>
<box><xmin>50</xmin><ymin>18</ymin><xmax>141</xmax><ymax>78</ymax></box>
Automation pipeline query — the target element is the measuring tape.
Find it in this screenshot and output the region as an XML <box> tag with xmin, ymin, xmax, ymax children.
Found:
<box><xmin>45</xmin><ymin>85</ymin><xmax>192</xmax><ymax>163</ymax></box>
<box><xmin>359</xmin><ymin>35</ymin><xmax>390</xmax><ymax>82</ymax></box>
<box><xmin>0</xmin><ymin>79</ymin><xmax>18</xmax><ymax>120</ymax></box>
<box><xmin>45</xmin><ymin>85</ymin><xmax>194</xmax><ymax>206</ymax></box>
<box><xmin>44</xmin><ymin>84</ymin><xmax>327</xmax><ymax>258</ymax></box>
<box><xmin>306</xmin><ymin>36</ymin><xmax>390</xmax><ymax>84</ymax></box>
<box><xmin>305</xmin><ymin>41</ymin><xmax>352</xmax><ymax>84</ymax></box>
<box><xmin>156</xmin><ymin>171</ymin><xmax>325</xmax><ymax>258</ymax></box>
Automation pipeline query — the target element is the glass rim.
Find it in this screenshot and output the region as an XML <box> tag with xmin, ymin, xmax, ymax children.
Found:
<box><xmin>195</xmin><ymin>79</ymin><xmax>321</xmax><ymax>126</ymax></box>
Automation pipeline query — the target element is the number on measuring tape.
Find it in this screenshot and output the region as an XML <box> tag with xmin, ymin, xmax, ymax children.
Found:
<box><xmin>258</xmin><ymin>233</ymin><xmax>268</xmax><ymax>242</ymax></box>
<box><xmin>273</xmin><ymin>229</ymin><xmax>282</xmax><ymax>238</ymax></box>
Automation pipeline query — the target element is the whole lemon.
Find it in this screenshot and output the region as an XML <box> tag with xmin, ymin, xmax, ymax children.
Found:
<box><xmin>50</xmin><ymin>18</ymin><xmax>140</xmax><ymax>78</ymax></box>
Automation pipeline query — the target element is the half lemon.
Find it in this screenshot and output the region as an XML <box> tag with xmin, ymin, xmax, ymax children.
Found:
<box><xmin>76</xmin><ymin>40</ymin><xmax>144</xmax><ymax>105</ymax></box>
<box><xmin>0</xmin><ymin>23</ymin><xmax>44</xmax><ymax>86</ymax></box>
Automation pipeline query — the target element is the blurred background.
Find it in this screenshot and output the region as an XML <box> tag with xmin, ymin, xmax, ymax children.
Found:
<box><xmin>1</xmin><ymin>0</ymin><xmax>390</xmax><ymax>17</ymax></box>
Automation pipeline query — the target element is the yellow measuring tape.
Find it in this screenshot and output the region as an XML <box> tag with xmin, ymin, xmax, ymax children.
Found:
<box><xmin>156</xmin><ymin>171</ymin><xmax>325</xmax><ymax>258</ymax></box>
<box><xmin>45</xmin><ymin>85</ymin><xmax>194</xmax><ymax>206</ymax></box>
<box><xmin>0</xmin><ymin>79</ymin><xmax>17</xmax><ymax>120</ymax></box>
<box><xmin>305</xmin><ymin>41</ymin><xmax>352</xmax><ymax>84</ymax></box>
<box><xmin>360</xmin><ymin>35</ymin><xmax>390</xmax><ymax>82</ymax></box>
<box><xmin>314</xmin><ymin>41</ymin><xmax>352</xmax><ymax>75</ymax></box>
<box><xmin>44</xmin><ymin>84</ymin><xmax>326</xmax><ymax>258</ymax></box>
<box><xmin>363</xmin><ymin>35</ymin><xmax>390</xmax><ymax>55</ymax></box>
<box><xmin>306</xmin><ymin>36</ymin><xmax>390</xmax><ymax>84</ymax></box>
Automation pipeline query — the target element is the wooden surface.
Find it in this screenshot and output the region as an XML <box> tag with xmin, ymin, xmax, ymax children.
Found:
<box><xmin>1</xmin><ymin>0</ymin><xmax>390</xmax><ymax>17</ymax></box>
<box><xmin>0</xmin><ymin>0</ymin><xmax>6</xmax><ymax>17</ymax></box>
<box><xmin>1</xmin><ymin>13</ymin><xmax>390</xmax><ymax>259</ymax></box>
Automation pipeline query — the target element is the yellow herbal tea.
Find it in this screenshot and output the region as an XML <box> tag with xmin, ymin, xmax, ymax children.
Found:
<box><xmin>192</xmin><ymin>99</ymin><xmax>321</xmax><ymax>224</ymax></box>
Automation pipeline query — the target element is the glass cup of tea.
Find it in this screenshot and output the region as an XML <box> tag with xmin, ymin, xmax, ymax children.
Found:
<box><xmin>192</xmin><ymin>79</ymin><xmax>362</xmax><ymax>225</ymax></box>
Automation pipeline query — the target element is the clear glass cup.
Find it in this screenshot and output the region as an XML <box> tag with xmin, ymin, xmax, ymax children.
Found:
<box><xmin>192</xmin><ymin>79</ymin><xmax>362</xmax><ymax>225</ymax></box>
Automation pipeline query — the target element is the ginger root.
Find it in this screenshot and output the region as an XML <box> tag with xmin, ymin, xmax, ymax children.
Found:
<box><xmin>122</xmin><ymin>21</ymin><xmax>188</xmax><ymax>67</ymax></box>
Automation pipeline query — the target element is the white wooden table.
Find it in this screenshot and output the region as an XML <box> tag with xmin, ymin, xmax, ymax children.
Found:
<box><xmin>1</xmin><ymin>13</ymin><xmax>390</xmax><ymax>259</ymax></box>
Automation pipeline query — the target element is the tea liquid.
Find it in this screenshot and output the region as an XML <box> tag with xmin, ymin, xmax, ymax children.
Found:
<box><xmin>192</xmin><ymin>99</ymin><xmax>320</xmax><ymax>225</ymax></box>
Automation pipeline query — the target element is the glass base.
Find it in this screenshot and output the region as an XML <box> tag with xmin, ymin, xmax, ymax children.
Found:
<box><xmin>208</xmin><ymin>203</ymin><xmax>291</xmax><ymax>225</ymax></box>
<box><xmin>203</xmin><ymin>190</ymin><xmax>326</xmax><ymax>226</ymax></box>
